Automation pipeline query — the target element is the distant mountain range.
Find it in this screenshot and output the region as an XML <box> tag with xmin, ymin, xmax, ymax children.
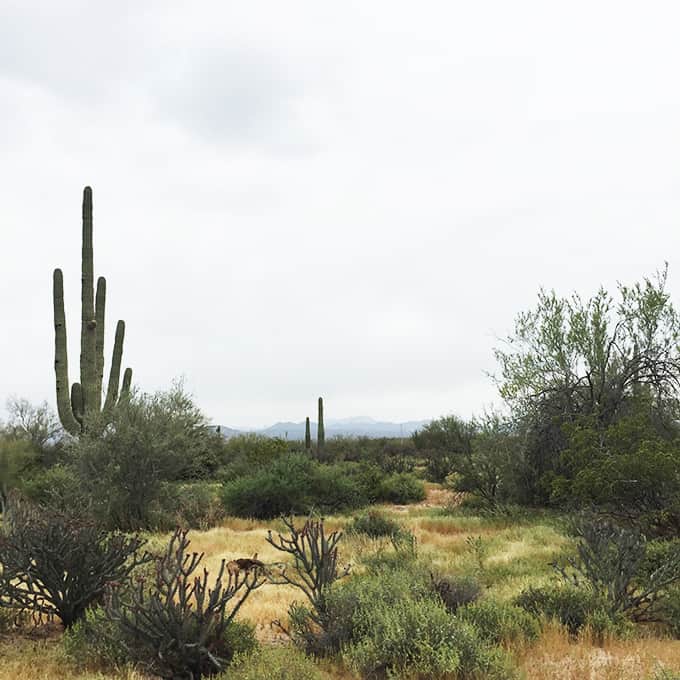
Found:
<box><xmin>210</xmin><ymin>417</ymin><xmax>430</xmax><ymax>440</ymax></box>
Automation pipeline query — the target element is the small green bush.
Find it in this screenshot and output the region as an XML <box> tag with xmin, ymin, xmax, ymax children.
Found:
<box><xmin>344</xmin><ymin>597</ymin><xmax>516</xmax><ymax>680</ymax></box>
<box><xmin>347</xmin><ymin>510</ymin><xmax>404</xmax><ymax>539</ymax></box>
<box><xmin>662</xmin><ymin>586</ymin><xmax>680</xmax><ymax>638</ymax></box>
<box><xmin>219</xmin><ymin>646</ymin><xmax>325</xmax><ymax>680</ymax></box>
<box><xmin>514</xmin><ymin>585</ymin><xmax>629</xmax><ymax>638</ymax></box>
<box><xmin>376</xmin><ymin>472</ymin><xmax>426</xmax><ymax>504</ymax></box>
<box><xmin>221</xmin><ymin>454</ymin><xmax>367</xmax><ymax>519</ymax></box>
<box><xmin>296</xmin><ymin>565</ymin><xmax>431</xmax><ymax>656</ymax></box>
<box><xmin>457</xmin><ymin>599</ymin><xmax>540</xmax><ymax>645</ymax></box>
<box><xmin>153</xmin><ymin>481</ymin><xmax>225</xmax><ymax>530</ymax></box>
<box><xmin>430</xmin><ymin>574</ymin><xmax>482</xmax><ymax>614</ymax></box>
<box><xmin>62</xmin><ymin>606</ymin><xmax>131</xmax><ymax>669</ymax></box>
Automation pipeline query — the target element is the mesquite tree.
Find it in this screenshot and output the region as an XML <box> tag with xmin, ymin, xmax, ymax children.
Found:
<box><xmin>53</xmin><ymin>186</ymin><xmax>132</xmax><ymax>436</ymax></box>
<box><xmin>106</xmin><ymin>528</ymin><xmax>265</xmax><ymax>679</ymax></box>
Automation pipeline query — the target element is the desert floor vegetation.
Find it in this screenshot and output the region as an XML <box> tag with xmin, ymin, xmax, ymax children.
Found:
<box><xmin>1</xmin><ymin>489</ymin><xmax>679</xmax><ymax>679</ymax></box>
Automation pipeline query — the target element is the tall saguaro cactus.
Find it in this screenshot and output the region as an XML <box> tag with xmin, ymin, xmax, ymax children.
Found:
<box><xmin>317</xmin><ymin>397</ymin><xmax>325</xmax><ymax>455</ymax></box>
<box><xmin>305</xmin><ymin>417</ymin><xmax>311</xmax><ymax>451</ymax></box>
<box><xmin>53</xmin><ymin>187</ymin><xmax>132</xmax><ymax>436</ymax></box>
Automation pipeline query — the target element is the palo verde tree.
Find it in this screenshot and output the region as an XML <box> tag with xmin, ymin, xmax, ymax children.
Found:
<box><xmin>494</xmin><ymin>266</ymin><xmax>680</xmax><ymax>503</ymax></box>
<box><xmin>53</xmin><ymin>187</ymin><xmax>132</xmax><ymax>436</ymax></box>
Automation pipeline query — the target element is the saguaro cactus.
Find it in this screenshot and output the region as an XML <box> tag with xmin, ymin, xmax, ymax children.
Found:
<box><xmin>317</xmin><ymin>397</ymin><xmax>325</xmax><ymax>455</ymax></box>
<box><xmin>53</xmin><ymin>187</ymin><xmax>132</xmax><ymax>436</ymax></box>
<box><xmin>305</xmin><ymin>417</ymin><xmax>311</xmax><ymax>451</ymax></box>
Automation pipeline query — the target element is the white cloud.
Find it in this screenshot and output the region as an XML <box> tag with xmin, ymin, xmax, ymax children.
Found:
<box><xmin>1</xmin><ymin>1</ymin><xmax>679</xmax><ymax>427</ymax></box>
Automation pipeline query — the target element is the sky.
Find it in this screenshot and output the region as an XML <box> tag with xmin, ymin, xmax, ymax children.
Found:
<box><xmin>1</xmin><ymin>1</ymin><xmax>680</xmax><ymax>428</ymax></box>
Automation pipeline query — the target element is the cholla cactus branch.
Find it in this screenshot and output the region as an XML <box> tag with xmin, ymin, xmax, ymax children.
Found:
<box><xmin>265</xmin><ymin>515</ymin><xmax>350</xmax><ymax>611</ymax></box>
<box><xmin>106</xmin><ymin>528</ymin><xmax>266</xmax><ymax>679</ymax></box>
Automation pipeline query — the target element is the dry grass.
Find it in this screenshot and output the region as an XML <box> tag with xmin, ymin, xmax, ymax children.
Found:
<box><xmin>1</xmin><ymin>499</ymin><xmax>679</xmax><ymax>679</ymax></box>
<box><xmin>520</xmin><ymin>623</ymin><xmax>680</xmax><ymax>679</ymax></box>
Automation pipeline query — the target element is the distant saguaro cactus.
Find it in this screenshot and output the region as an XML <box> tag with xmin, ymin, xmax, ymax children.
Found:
<box><xmin>317</xmin><ymin>397</ymin><xmax>325</xmax><ymax>455</ymax></box>
<box><xmin>53</xmin><ymin>187</ymin><xmax>132</xmax><ymax>436</ymax></box>
<box><xmin>305</xmin><ymin>416</ymin><xmax>311</xmax><ymax>451</ymax></box>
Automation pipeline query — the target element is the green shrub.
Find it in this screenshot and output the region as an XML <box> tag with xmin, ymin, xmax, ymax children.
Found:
<box><xmin>514</xmin><ymin>585</ymin><xmax>629</xmax><ymax>638</ymax></box>
<box><xmin>344</xmin><ymin>597</ymin><xmax>516</xmax><ymax>680</ymax></box>
<box><xmin>457</xmin><ymin>599</ymin><xmax>540</xmax><ymax>645</ymax></box>
<box><xmin>297</xmin><ymin>565</ymin><xmax>432</xmax><ymax>656</ymax></box>
<box><xmin>347</xmin><ymin>510</ymin><xmax>404</xmax><ymax>539</ymax></box>
<box><xmin>219</xmin><ymin>646</ymin><xmax>325</xmax><ymax>680</ymax></box>
<box><xmin>430</xmin><ymin>574</ymin><xmax>482</xmax><ymax>614</ymax></box>
<box><xmin>152</xmin><ymin>481</ymin><xmax>225</xmax><ymax>530</ymax></box>
<box><xmin>662</xmin><ymin>586</ymin><xmax>680</xmax><ymax>638</ymax></box>
<box><xmin>222</xmin><ymin>454</ymin><xmax>367</xmax><ymax>519</ymax></box>
<box><xmin>376</xmin><ymin>472</ymin><xmax>426</xmax><ymax>504</ymax></box>
<box><xmin>62</xmin><ymin>606</ymin><xmax>131</xmax><ymax>669</ymax></box>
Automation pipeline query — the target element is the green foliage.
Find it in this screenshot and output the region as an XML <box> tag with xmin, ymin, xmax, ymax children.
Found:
<box><xmin>344</xmin><ymin>597</ymin><xmax>516</xmax><ymax>680</ymax></box>
<box><xmin>72</xmin><ymin>382</ymin><xmax>214</xmax><ymax>530</ymax></box>
<box><xmin>555</xmin><ymin>517</ymin><xmax>680</xmax><ymax>622</ymax></box>
<box><xmin>219</xmin><ymin>646</ymin><xmax>325</xmax><ymax>680</ymax></box>
<box><xmin>375</xmin><ymin>472</ymin><xmax>425</xmax><ymax>504</ymax></box>
<box><xmin>19</xmin><ymin>464</ymin><xmax>85</xmax><ymax>511</ymax></box>
<box><xmin>219</xmin><ymin>435</ymin><xmax>289</xmax><ymax>482</ymax></box>
<box><xmin>62</xmin><ymin>606</ymin><xmax>131</xmax><ymax>669</ymax></box>
<box><xmin>493</xmin><ymin>268</ymin><xmax>680</xmax><ymax>505</ymax></box>
<box><xmin>153</xmin><ymin>482</ymin><xmax>226</xmax><ymax>530</ymax></box>
<box><xmin>222</xmin><ymin>454</ymin><xmax>367</xmax><ymax>519</ymax></box>
<box><xmin>414</xmin><ymin>414</ymin><xmax>475</xmax><ymax>482</ymax></box>
<box><xmin>0</xmin><ymin>436</ymin><xmax>36</xmax><ymax>513</ymax></box>
<box><xmin>430</xmin><ymin>574</ymin><xmax>482</xmax><ymax>614</ymax></box>
<box><xmin>457</xmin><ymin>599</ymin><xmax>540</xmax><ymax>645</ymax></box>
<box><xmin>661</xmin><ymin>586</ymin><xmax>680</xmax><ymax>638</ymax></box>
<box><xmin>292</xmin><ymin>562</ymin><xmax>430</xmax><ymax>656</ymax></box>
<box><xmin>221</xmin><ymin>455</ymin><xmax>389</xmax><ymax>519</ymax></box>
<box><xmin>347</xmin><ymin>509</ymin><xmax>405</xmax><ymax>539</ymax></box>
<box><xmin>515</xmin><ymin>585</ymin><xmax>619</xmax><ymax>636</ymax></box>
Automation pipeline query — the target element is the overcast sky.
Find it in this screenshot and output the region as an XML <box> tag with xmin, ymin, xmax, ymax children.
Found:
<box><xmin>1</xmin><ymin>1</ymin><xmax>679</xmax><ymax>428</ymax></box>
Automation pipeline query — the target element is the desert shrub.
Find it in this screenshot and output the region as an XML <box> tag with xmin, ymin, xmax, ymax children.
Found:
<box><xmin>222</xmin><ymin>454</ymin><xmax>367</xmax><ymax>519</ymax></box>
<box><xmin>431</xmin><ymin>573</ymin><xmax>482</xmax><ymax>614</ymax></box>
<box><xmin>651</xmin><ymin>667</ymin><xmax>680</xmax><ymax>680</ymax></box>
<box><xmin>0</xmin><ymin>497</ymin><xmax>150</xmax><ymax>627</ymax></box>
<box><xmin>62</xmin><ymin>606</ymin><xmax>131</xmax><ymax>669</ymax></box>
<box><xmin>375</xmin><ymin>472</ymin><xmax>426</xmax><ymax>504</ymax></box>
<box><xmin>290</xmin><ymin>562</ymin><xmax>430</xmax><ymax>657</ymax></box>
<box><xmin>556</xmin><ymin>516</ymin><xmax>680</xmax><ymax>622</ymax></box>
<box><xmin>344</xmin><ymin>597</ymin><xmax>516</xmax><ymax>680</ymax></box>
<box><xmin>219</xmin><ymin>646</ymin><xmax>325</xmax><ymax>680</ymax></box>
<box><xmin>72</xmin><ymin>383</ymin><xmax>216</xmax><ymax>530</ymax></box>
<box><xmin>347</xmin><ymin>509</ymin><xmax>404</xmax><ymax>539</ymax></box>
<box><xmin>457</xmin><ymin>599</ymin><xmax>540</xmax><ymax>645</ymax></box>
<box><xmin>661</xmin><ymin>586</ymin><xmax>680</xmax><ymax>638</ymax></box>
<box><xmin>152</xmin><ymin>482</ymin><xmax>225</xmax><ymax>530</ymax></box>
<box><xmin>219</xmin><ymin>435</ymin><xmax>289</xmax><ymax>481</ymax></box>
<box><xmin>19</xmin><ymin>463</ymin><xmax>85</xmax><ymax>512</ymax></box>
<box><xmin>105</xmin><ymin>528</ymin><xmax>262</xmax><ymax>678</ymax></box>
<box><xmin>515</xmin><ymin>585</ymin><xmax>622</xmax><ymax>637</ymax></box>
